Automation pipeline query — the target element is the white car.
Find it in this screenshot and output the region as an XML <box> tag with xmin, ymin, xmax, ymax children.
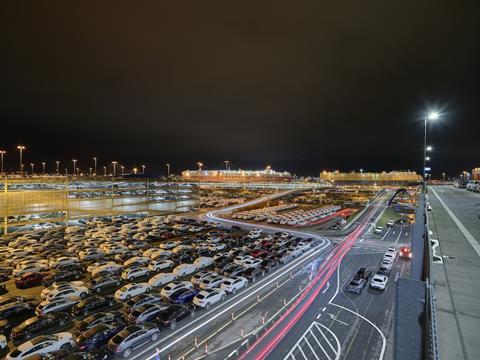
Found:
<box><xmin>45</xmin><ymin>285</ymin><xmax>89</xmax><ymax>301</ymax></box>
<box><xmin>385</xmin><ymin>247</ymin><xmax>398</xmax><ymax>257</ymax></box>
<box><xmin>193</xmin><ymin>257</ymin><xmax>214</xmax><ymax>269</ymax></box>
<box><xmin>199</xmin><ymin>275</ymin><xmax>225</xmax><ymax>290</ymax></box>
<box><xmin>150</xmin><ymin>250</ymin><xmax>174</xmax><ymax>260</ymax></box>
<box><xmin>36</xmin><ymin>297</ymin><xmax>81</xmax><ymax>315</ymax></box>
<box><xmin>41</xmin><ymin>281</ymin><xmax>85</xmax><ymax>299</ymax></box>
<box><xmin>380</xmin><ymin>258</ymin><xmax>394</xmax><ymax>270</ymax></box>
<box><xmin>87</xmin><ymin>261</ymin><xmax>116</xmax><ymax>273</ymax></box>
<box><xmin>124</xmin><ymin>256</ymin><xmax>150</xmax><ymax>268</ymax></box>
<box><xmin>287</xmin><ymin>247</ymin><xmax>302</xmax><ymax>257</ymax></box>
<box><xmin>160</xmin><ymin>281</ymin><xmax>193</xmax><ymax>298</ymax></box>
<box><xmin>233</xmin><ymin>255</ymin><xmax>253</xmax><ymax>266</ymax></box>
<box><xmin>193</xmin><ymin>288</ymin><xmax>226</xmax><ymax>309</ymax></box>
<box><xmin>173</xmin><ymin>263</ymin><xmax>198</xmax><ymax>278</ymax></box>
<box><xmin>121</xmin><ymin>267</ymin><xmax>151</xmax><ymax>281</ymax></box>
<box><xmin>370</xmin><ymin>274</ymin><xmax>388</xmax><ymax>290</ymax></box>
<box><xmin>297</xmin><ymin>241</ymin><xmax>311</xmax><ymax>251</ymax></box>
<box><xmin>49</xmin><ymin>257</ymin><xmax>79</xmax><ymax>269</ymax></box>
<box><xmin>13</xmin><ymin>264</ymin><xmax>49</xmax><ymax>277</ymax></box>
<box><xmin>91</xmin><ymin>263</ymin><xmax>123</xmax><ymax>277</ymax></box>
<box><xmin>148</xmin><ymin>259</ymin><xmax>174</xmax><ymax>272</ymax></box>
<box><xmin>374</xmin><ymin>226</ymin><xmax>383</xmax><ymax>235</ymax></box>
<box><xmin>148</xmin><ymin>272</ymin><xmax>177</xmax><ymax>288</ymax></box>
<box><xmin>242</xmin><ymin>258</ymin><xmax>262</xmax><ymax>269</ymax></box>
<box><xmin>383</xmin><ymin>252</ymin><xmax>396</xmax><ymax>263</ymax></box>
<box><xmin>115</xmin><ymin>283</ymin><xmax>151</xmax><ymax>300</ymax></box>
<box><xmin>190</xmin><ymin>271</ymin><xmax>217</xmax><ymax>286</ymax></box>
<box><xmin>220</xmin><ymin>276</ymin><xmax>248</xmax><ymax>294</ymax></box>
<box><xmin>160</xmin><ymin>241</ymin><xmax>179</xmax><ymax>250</ymax></box>
<box><xmin>0</xmin><ymin>334</ymin><xmax>7</xmax><ymax>352</ymax></box>
<box><xmin>6</xmin><ymin>332</ymin><xmax>75</xmax><ymax>360</ymax></box>
<box><xmin>386</xmin><ymin>220</ymin><xmax>395</xmax><ymax>227</ymax></box>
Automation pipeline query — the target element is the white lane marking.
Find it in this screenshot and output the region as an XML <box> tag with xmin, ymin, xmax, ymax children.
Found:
<box><xmin>430</xmin><ymin>187</ymin><xmax>480</xmax><ymax>257</ymax></box>
<box><xmin>329</xmin><ymin>302</ymin><xmax>386</xmax><ymax>360</ymax></box>
<box><xmin>308</xmin><ymin>330</ymin><xmax>330</xmax><ymax>359</ymax></box>
<box><xmin>297</xmin><ymin>343</ymin><xmax>309</xmax><ymax>360</ymax></box>
<box><xmin>381</xmin><ymin>227</ymin><xmax>391</xmax><ymax>241</ymax></box>
<box><xmin>394</xmin><ymin>227</ymin><xmax>403</xmax><ymax>245</ymax></box>
<box><xmin>304</xmin><ymin>336</ymin><xmax>322</xmax><ymax>360</ymax></box>
<box><xmin>315</xmin><ymin>323</ymin><xmax>338</xmax><ymax>355</ymax></box>
<box><xmin>322</xmin><ymin>281</ymin><xmax>330</xmax><ymax>294</ymax></box>
<box><xmin>326</xmin><ymin>313</ymin><xmax>349</xmax><ymax>326</ymax></box>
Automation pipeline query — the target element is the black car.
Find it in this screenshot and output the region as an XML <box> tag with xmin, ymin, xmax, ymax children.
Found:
<box><xmin>87</xmin><ymin>276</ymin><xmax>122</xmax><ymax>293</ymax></box>
<box><xmin>155</xmin><ymin>304</ymin><xmax>193</xmax><ymax>329</ymax></box>
<box><xmin>63</xmin><ymin>349</ymin><xmax>109</xmax><ymax>360</ymax></box>
<box><xmin>126</xmin><ymin>303</ymin><xmax>167</xmax><ymax>325</ymax></box>
<box><xmin>243</xmin><ymin>268</ymin><xmax>265</xmax><ymax>282</ymax></box>
<box><xmin>260</xmin><ymin>259</ymin><xmax>279</xmax><ymax>272</ymax></box>
<box><xmin>377</xmin><ymin>266</ymin><xmax>391</xmax><ymax>276</ymax></box>
<box><xmin>0</xmin><ymin>301</ymin><xmax>34</xmax><ymax>320</ymax></box>
<box><xmin>223</xmin><ymin>265</ymin><xmax>245</xmax><ymax>277</ymax></box>
<box><xmin>42</xmin><ymin>270</ymin><xmax>83</xmax><ymax>287</ymax></box>
<box><xmin>75</xmin><ymin>322</ymin><xmax>124</xmax><ymax>352</ymax></box>
<box><xmin>0</xmin><ymin>273</ymin><xmax>10</xmax><ymax>282</ymax></box>
<box><xmin>10</xmin><ymin>312</ymin><xmax>70</xmax><ymax>343</ymax></box>
<box><xmin>196</xmin><ymin>248</ymin><xmax>212</xmax><ymax>257</ymax></box>
<box><xmin>355</xmin><ymin>268</ymin><xmax>372</xmax><ymax>280</ymax></box>
<box><xmin>174</xmin><ymin>254</ymin><xmax>195</xmax><ymax>264</ymax></box>
<box><xmin>122</xmin><ymin>294</ymin><xmax>165</xmax><ymax>314</ymax></box>
<box><xmin>72</xmin><ymin>296</ymin><xmax>117</xmax><ymax>317</ymax></box>
<box><xmin>72</xmin><ymin>311</ymin><xmax>123</xmax><ymax>337</ymax></box>
<box><xmin>57</xmin><ymin>263</ymin><xmax>86</xmax><ymax>273</ymax></box>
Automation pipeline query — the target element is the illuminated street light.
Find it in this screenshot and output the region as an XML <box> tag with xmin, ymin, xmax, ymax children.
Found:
<box><xmin>17</xmin><ymin>145</ymin><xmax>26</xmax><ymax>174</ymax></box>
<box><xmin>141</xmin><ymin>164</ymin><xmax>146</xmax><ymax>174</ymax></box>
<box><xmin>103</xmin><ymin>166</ymin><xmax>107</xmax><ymax>176</ymax></box>
<box><xmin>56</xmin><ymin>161</ymin><xmax>60</xmax><ymax>174</ymax></box>
<box><xmin>166</xmin><ymin>163</ymin><xmax>170</xmax><ymax>177</ymax></box>
<box><xmin>426</xmin><ymin>156</ymin><xmax>431</xmax><ymax>161</ymax></box>
<box><xmin>42</xmin><ymin>162</ymin><xmax>46</xmax><ymax>174</ymax></box>
<box><xmin>224</xmin><ymin>160</ymin><xmax>230</xmax><ymax>171</ymax></box>
<box><xmin>426</xmin><ymin>146</ymin><xmax>433</xmax><ymax>152</ymax></box>
<box><xmin>30</xmin><ymin>163</ymin><xmax>34</xmax><ymax>174</ymax></box>
<box><xmin>133</xmin><ymin>167</ymin><xmax>138</xmax><ymax>175</ymax></box>
<box><xmin>121</xmin><ymin>165</ymin><xmax>125</xmax><ymax>175</ymax></box>
<box><xmin>112</xmin><ymin>161</ymin><xmax>118</xmax><ymax>176</ymax></box>
<box><xmin>423</xmin><ymin>112</ymin><xmax>439</xmax><ymax>186</ymax></box>
<box><xmin>266</xmin><ymin>165</ymin><xmax>271</xmax><ymax>171</ymax></box>
<box><xmin>0</xmin><ymin>150</ymin><xmax>6</xmax><ymax>174</ymax></box>
<box><xmin>427</xmin><ymin>112</ymin><xmax>439</xmax><ymax>120</ymax></box>
<box><xmin>93</xmin><ymin>157</ymin><xmax>97</xmax><ymax>175</ymax></box>
<box><xmin>89</xmin><ymin>167</ymin><xmax>92</xmax><ymax>176</ymax></box>
<box><xmin>72</xmin><ymin>159</ymin><xmax>77</xmax><ymax>176</ymax></box>
<box><xmin>197</xmin><ymin>162</ymin><xmax>203</xmax><ymax>171</ymax></box>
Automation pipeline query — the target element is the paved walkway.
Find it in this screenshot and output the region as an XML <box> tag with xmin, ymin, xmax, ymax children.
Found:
<box><xmin>427</xmin><ymin>185</ymin><xmax>480</xmax><ymax>360</ymax></box>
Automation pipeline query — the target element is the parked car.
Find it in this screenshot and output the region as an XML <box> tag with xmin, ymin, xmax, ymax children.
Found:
<box><xmin>148</xmin><ymin>272</ymin><xmax>177</xmax><ymax>288</ymax></box>
<box><xmin>10</xmin><ymin>312</ymin><xmax>71</xmax><ymax>344</ymax></box>
<box><xmin>243</xmin><ymin>268</ymin><xmax>265</xmax><ymax>282</ymax></box>
<box><xmin>75</xmin><ymin>323</ymin><xmax>124</xmax><ymax>352</ymax></box>
<box><xmin>126</xmin><ymin>303</ymin><xmax>168</xmax><ymax>325</ymax></box>
<box><xmin>399</xmin><ymin>246</ymin><xmax>412</xmax><ymax>259</ymax></box>
<box><xmin>72</xmin><ymin>311</ymin><xmax>123</xmax><ymax>337</ymax></box>
<box><xmin>87</xmin><ymin>276</ymin><xmax>122</xmax><ymax>293</ymax></box>
<box><xmin>35</xmin><ymin>297</ymin><xmax>81</xmax><ymax>316</ymax></box>
<box><xmin>173</xmin><ymin>264</ymin><xmax>197</xmax><ymax>278</ymax></box>
<box><xmin>193</xmin><ymin>288</ymin><xmax>226</xmax><ymax>309</ymax></box>
<box><xmin>0</xmin><ymin>302</ymin><xmax>34</xmax><ymax>320</ymax></box>
<box><xmin>220</xmin><ymin>276</ymin><xmax>248</xmax><ymax>294</ymax></box>
<box><xmin>168</xmin><ymin>288</ymin><xmax>201</xmax><ymax>305</ymax></box>
<box><xmin>199</xmin><ymin>276</ymin><xmax>225</xmax><ymax>290</ymax></box>
<box><xmin>155</xmin><ymin>304</ymin><xmax>194</xmax><ymax>329</ymax></box>
<box><xmin>71</xmin><ymin>296</ymin><xmax>116</xmax><ymax>317</ymax></box>
<box><xmin>42</xmin><ymin>271</ymin><xmax>82</xmax><ymax>287</ymax></box>
<box><xmin>370</xmin><ymin>274</ymin><xmax>388</xmax><ymax>290</ymax></box>
<box><xmin>115</xmin><ymin>283</ymin><xmax>151</xmax><ymax>301</ymax></box>
<box><xmin>15</xmin><ymin>272</ymin><xmax>46</xmax><ymax>289</ymax></box>
<box><xmin>148</xmin><ymin>260</ymin><xmax>174</xmax><ymax>272</ymax></box>
<box><xmin>346</xmin><ymin>278</ymin><xmax>367</xmax><ymax>294</ymax></box>
<box><xmin>6</xmin><ymin>332</ymin><xmax>75</xmax><ymax>360</ymax></box>
<box><xmin>160</xmin><ymin>281</ymin><xmax>193</xmax><ymax>298</ymax></box>
<box><xmin>107</xmin><ymin>323</ymin><xmax>159</xmax><ymax>358</ymax></box>
<box><xmin>122</xmin><ymin>294</ymin><xmax>165</xmax><ymax>314</ymax></box>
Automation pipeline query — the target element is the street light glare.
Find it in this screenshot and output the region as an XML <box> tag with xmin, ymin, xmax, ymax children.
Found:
<box><xmin>426</xmin><ymin>146</ymin><xmax>433</xmax><ymax>151</ymax></box>
<box><xmin>427</xmin><ymin>112</ymin><xmax>439</xmax><ymax>120</ymax></box>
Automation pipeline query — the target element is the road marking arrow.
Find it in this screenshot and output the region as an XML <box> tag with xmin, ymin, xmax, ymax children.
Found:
<box><xmin>327</xmin><ymin>313</ymin><xmax>349</xmax><ymax>326</ymax></box>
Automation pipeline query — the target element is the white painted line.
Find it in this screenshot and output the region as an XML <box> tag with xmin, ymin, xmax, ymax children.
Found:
<box><xmin>297</xmin><ymin>342</ymin><xmax>309</xmax><ymax>360</ymax></box>
<box><xmin>309</xmin><ymin>329</ymin><xmax>330</xmax><ymax>359</ymax></box>
<box><xmin>394</xmin><ymin>227</ymin><xmax>403</xmax><ymax>245</ymax></box>
<box><xmin>381</xmin><ymin>227</ymin><xmax>391</xmax><ymax>241</ymax></box>
<box><xmin>327</xmin><ymin>313</ymin><xmax>348</xmax><ymax>326</ymax></box>
<box><xmin>314</xmin><ymin>323</ymin><xmax>337</xmax><ymax>355</ymax></box>
<box><xmin>330</xmin><ymin>302</ymin><xmax>386</xmax><ymax>360</ymax></box>
<box><xmin>430</xmin><ymin>187</ymin><xmax>480</xmax><ymax>257</ymax></box>
<box><xmin>304</xmin><ymin>336</ymin><xmax>321</xmax><ymax>360</ymax></box>
<box><xmin>321</xmin><ymin>281</ymin><xmax>330</xmax><ymax>294</ymax></box>
<box><xmin>317</xmin><ymin>323</ymin><xmax>341</xmax><ymax>358</ymax></box>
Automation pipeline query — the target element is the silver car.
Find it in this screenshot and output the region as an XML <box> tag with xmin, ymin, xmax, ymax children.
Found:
<box><xmin>108</xmin><ymin>323</ymin><xmax>159</xmax><ymax>358</ymax></box>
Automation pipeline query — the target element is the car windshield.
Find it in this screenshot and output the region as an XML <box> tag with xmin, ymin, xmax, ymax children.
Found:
<box><xmin>196</xmin><ymin>294</ymin><xmax>205</xmax><ymax>300</ymax></box>
<box><xmin>119</xmin><ymin>286</ymin><xmax>128</xmax><ymax>292</ymax></box>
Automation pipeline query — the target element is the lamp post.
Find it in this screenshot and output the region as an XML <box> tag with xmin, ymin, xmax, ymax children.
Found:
<box><xmin>42</xmin><ymin>162</ymin><xmax>46</xmax><ymax>175</ymax></box>
<box><xmin>133</xmin><ymin>167</ymin><xmax>138</xmax><ymax>175</ymax></box>
<box><xmin>56</xmin><ymin>161</ymin><xmax>60</xmax><ymax>175</ymax></box>
<box><xmin>93</xmin><ymin>157</ymin><xmax>97</xmax><ymax>176</ymax></box>
<box><xmin>197</xmin><ymin>162</ymin><xmax>203</xmax><ymax>171</ymax></box>
<box><xmin>112</xmin><ymin>161</ymin><xmax>117</xmax><ymax>176</ymax></box>
<box><xmin>72</xmin><ymin>159</ymin><xmax>77</xmax><ymax>176</ymax></box>
<box><xmin>17</xmin><ymin>145</ymin><xmax>25</xmax><ymax>174</ymax></box>
<box><xmin>121</xmin><ymin>165</ymin><xmax>125</xmax><ymax>175</ymax></box>
<box><xmin>224</xmin><ymin>160</ymin><xmax>230</xmax><ymax>171</ymax></box>
<box><xmin>442</xmin><ymin>172</ymin><xmax>446</xmax><ymax>183</ymax></box>
<box><xmin>423</xmin><ymin>112</ymin><xmax>438</xmax><ymax>188</ymax></box>
<box><xmin>30</xmin><ymin>163</ymin><xmax>34</xmax><ymax>175</ymax></box>
<box><xmin>166</xmin><ymin>163</ymin><xmax>170</xmax><ymax>177</ymax></box>
<box><xmin>0</xmin><ymin>150</ymin><xmax>5</xmax><ymax>175</ymax></box>
<box><xmin>89</xmin><ymin>168</ymin><xmax>92</xmax><ymax>176</ymax></box>
<box><xmin>103</xmin><ymin>166</ymin><xmax>107</xmax><ymax>176</ymax></box>
<box><xmin>141</xmin><ymin>165</ymin><xmax>145</xmax><ymax>175</ymax></box>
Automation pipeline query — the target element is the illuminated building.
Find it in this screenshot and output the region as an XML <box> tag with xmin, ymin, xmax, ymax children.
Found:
<box><xmin>181</xmin><ymin>168</ymin><xmax>292</xmax><ymax>183</ymax></box>
<box><xmin>473</xmin><ymin>168</ymin><xmax>480</xmax><ymax>180</ymax></box>
<box><xmin>319</xmin><ymin>170</ymin><xmax>421</xmax><ymax>185</ymax></box>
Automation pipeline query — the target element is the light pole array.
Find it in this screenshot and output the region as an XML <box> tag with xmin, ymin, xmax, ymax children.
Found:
<box><xmin>423</xmin><ymin>112</ymin><xmax>438</xmax><ymax>188</ymax></box>
<box><xmin>30</xmin><ymin>163</ymin><xmax>34</xmax><ymax>175</ymax></box>
<box><xmin>93</xmin><ymin>157</ymin><xmax>97</xmax><ymax>176</ymax></box>
<box><xmin>17</xmin><ymin>145</ymin><xmax>25</xmax><ymax>174</ymax></box>
<box><xmin>56</xmin><ymin>161</ymin><xmax>60</xmax><ymax>174</ymax></box>
<box><xmin>197</xmin><ymin>162</ymin><xmax>203</xmax><ymax>171</ymax></box>
<box><xmin>72</xmin><ymin>159</ymin><xmax>77</xmax><ymax>176</ymax></box>
<box><xmin>112</xmin><ymin>161</ymin><xmax>118</xmax><ymax>176</ymax></box>
<box><xmin>142</xmin><ymin>165</ymin><xmax>145</xmax><ymax>175</ymax></box>
<box><xmin>166</xmin><ymin>163</ymin><xmax>170</xmax><ymax>177</ymax></box>
<box><xmin>0</xmin><ymin>150</ymin><xmax>5</xmax><ymax>175</ymax></box>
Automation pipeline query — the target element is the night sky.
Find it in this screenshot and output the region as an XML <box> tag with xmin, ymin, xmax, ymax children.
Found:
<box><xmin>2</xmin><ymin>1</ymin><xmax>479</xmax><ymax>177</ymax></box>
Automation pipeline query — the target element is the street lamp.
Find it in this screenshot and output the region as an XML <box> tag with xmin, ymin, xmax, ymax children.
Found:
<box><xmin>133</xmin><ymin>167</ymin><xmax>138</xmax><ymax>175</ymax></box>
<box><xmin>197</xmin><ymin>162</ymin><xmax>203</xmax><ymax>171</ymax></box>
<box><xmin>93</xmin><ymin>157</ymin><xmax>97</xmax><ymax>176</ymax></box>
<box><xmin>224</xmin><ymin>160</ymin><xmax>230</xmax><ymax>171</ymax></box>
<box><xmin>42</xmin><ymin>162</ymin><xmax>46</xmax><ymax>175</ymax></box>
<box><xmin>112</xmin><ymin>161</ymin><xmax>118</xmax><ymax>176</ymax></box>
<box><xmin>89</xmin><ymin>167</ymin><xmax>92</xmax><ymax>176</ymax></box>
<box><xmin>17</xmin><ymin>145</ymin><xmax>26</xmax><ymax>174</ymax></box>
<box><xmin>56</xmin><ymin>161</ymin><xmax>60</xmax><ymax>175</ymax></box>
<box><xmin>30</xmin><ymin>163</ymin><xmax>34</xmax><ymax>175</ymax></box>
<box><xmin>166</xmin><ymin>163</ymin><xmax>170</xmax><ymax>177</ymax></box>
<box><xmin>0</xmin><ymin>150</ymin><xmax>6</xmax><ymax>175</ymax></box>
<box><xmin>423</xmin><ymin>112</ymin><xmax>439</xmax><ymax>187</ymax></box>
<box><xmin>141</xmin><ymin>165</ymin><xmax>145</xmax><ymax>175</ymax></box>
<box><xmin>121</xmin><ymin>165</ymin><xmax>125</xmax><ymax>175</ymax></box>
<box><xmin>426</xmin><ymin>146</ymin><xmax>433</xmax><ymax>152</ymax></box>
<box><xmin>72</xmin><ymin>159</ymin><xmax>77</xmax><ymax>176</ymax></box>
<box><xmin>426</xmin><ymin>156</ymin><xmax>431</xmax><ymax>161</ymax></box>
<box><xmin>103</xmin><ymin>166</ymin><xmax>107</xmax><ymax>176</ymax></box>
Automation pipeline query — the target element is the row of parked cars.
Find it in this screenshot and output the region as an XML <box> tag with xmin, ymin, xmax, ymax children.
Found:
<box><xmin>0</xmin><ymin>215</ymin><xmax>318</xmax><ymax>359</ymax></box>
<box><xmin>465</xmin><ymin>180</ymin><xmax>480</xmax><ymax>192</ymax></box>
<box><xmin>347</xmin><ymin>245</ymin><xmax>412</xmax><ymax>294</ymax></box>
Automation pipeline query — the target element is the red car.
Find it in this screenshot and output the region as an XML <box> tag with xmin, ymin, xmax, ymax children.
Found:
<box><xmin>399</xmin><ymin>246</ymin><xmax>412</xmax><ymax>259</ymax></box>
<box><xmin>15</xmin><ymin>272</ymin><xmax>46</xmax><ymax>288</ymax></box>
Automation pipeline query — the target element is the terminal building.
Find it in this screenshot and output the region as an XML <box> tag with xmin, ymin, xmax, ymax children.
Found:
<box><xmin>181</xmin><ymin>168</ymin><xmax>292</xmax><ymax>183</ymax></box>
<box><xmin>319</xmin><ymin>170</ymin><xmax>421</xmax><ymax>185</ymax></box>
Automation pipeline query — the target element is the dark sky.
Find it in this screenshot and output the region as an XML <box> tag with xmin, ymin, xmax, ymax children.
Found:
<box><xmin>2</xmin><ymin>1</ymin><xmax>479</xmax><ymax>177</ymax></box>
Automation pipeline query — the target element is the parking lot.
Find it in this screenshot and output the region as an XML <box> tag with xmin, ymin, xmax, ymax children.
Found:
<box><xmin>0</xmin><ymin>214</ymin><xmax>320</xmax><ymax>359</ymax></box>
